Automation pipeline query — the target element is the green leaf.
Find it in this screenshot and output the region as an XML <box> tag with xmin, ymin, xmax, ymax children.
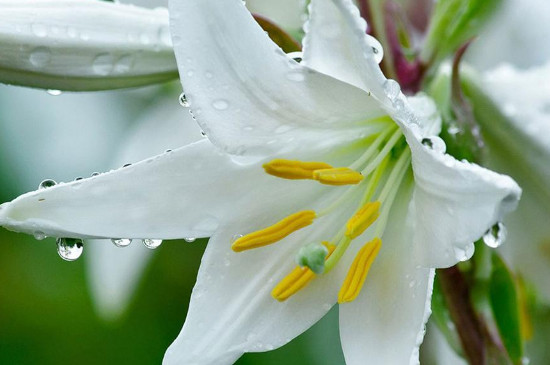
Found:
<box><xmin>489</xmin><ymin>253</ymin><xmax>523</xmax><ymax>363</ymax></box>
<box><xmin>422</xmin><ymin>0</ymin><xmax>503</xmax><ymax>65</ymax></box>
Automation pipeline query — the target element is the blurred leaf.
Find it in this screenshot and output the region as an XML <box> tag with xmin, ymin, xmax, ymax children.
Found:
<box><xmin>489</xmin><ymin>253</ymin><xmax>523</xmax><ymax>363</ymax></box>
<box><xmin>422</xmin><ymin>0</ymin><xmax>503</xmax><ymax>65</ymax></box>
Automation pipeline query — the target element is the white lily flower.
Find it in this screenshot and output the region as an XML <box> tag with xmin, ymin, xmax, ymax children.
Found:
<box><xmin>0</xmin><ymin>0</ymin><xmax>177</xmax><ymax>91</ymax></box>
<box><xmin>0</xmin><ymin>0</ymin><xmax>520</xmax><ymax>364</ymax></box>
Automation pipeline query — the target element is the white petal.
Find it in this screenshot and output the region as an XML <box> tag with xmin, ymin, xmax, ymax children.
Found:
<box><xmin>169</xmin><ymin>0</ymin><xmax>386</xmax><ymax>156</ymax></box>
<box><xmin>305</xmin><ymin>0</ymin><xmax>389</xmax><ymax>101</ymax></box>
<box><xmin>164</xmin><ymin>207</ymin><xmax>358</xmax><ymax>365</ymax></box>
<box><xmin>86</xmin><ymin>238</ymin><xmax>153</xmax><ymax>320</ymax></box>
<box><xmin>407</xmin><ymin>133</ymin><xmax>521</xmax><ymax>268</ymax></box>
<box><xmin>86</xmin><ymin>96</ymin><xmax>200</xmax><ymax>320</ymax></box>
<box><xmin>339</xmin><ymin>185</ymin><xmax>435</xmax><ymax>365</ymax></box>
<box><xmin>0</xmin><ymin>139</ymin><xmax>288</xmax><ymax>239</ymax></box>
<box><xmin>302</xmin><ymin>0</ymin><xmax>383</xmax><ymax>91</ymax></box>
<box><xmin>0</xmin><ymin>0</ymin><xmax>177</xmax><ymax>91</ymax></box>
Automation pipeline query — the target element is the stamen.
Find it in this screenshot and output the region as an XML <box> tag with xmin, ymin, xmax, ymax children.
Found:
<box><xmin>313</xmin><ymin>168</ymin><xmax>363</xmax><ymax>186</ymax></box>
<box><xmin>272</xmin><ymin>242</ymin><xmax>335</xmax><ymax>301</ymax></box>
<box><xmin>231</xmin><ymin>210</ymin><xmax>316</xmax><ymax>252</ymax></box>
<box><xmin>263</xmin><ymin>159</ymin><xmax>332</xmax><ymax>180</ymax></box>
<box><xmin>338</xmin><ymin>238</ymin><xmax>382</xmax><ymax>303</ymax></box>
<box><xmin>345</xmin><ymin>201</ymin><xmax>381</xmax><ymax>239</ymax></box>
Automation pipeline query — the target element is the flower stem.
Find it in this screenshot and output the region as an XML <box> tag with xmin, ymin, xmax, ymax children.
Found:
<box><xmin>438</xmin><ymin>266</ymin><xmax>486</xmax><ymax>364</ymax></box>
<box><xmin>438</xmin><ymin>266</ymin><xmax>513</xmax><ymax>365</ymax></box>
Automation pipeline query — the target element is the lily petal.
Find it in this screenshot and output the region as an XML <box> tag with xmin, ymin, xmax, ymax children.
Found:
<box><xmin>86</xmin><ymin>97</ymin><xmax>201</xmax><ymax>320</ymax></box>
<box><xmin>164</xmin><ymin>207</ymin><xmax>359</xmax><ymax>365</ymax></box>
<box><xmin>339</xmin><ymin>188</ymin><xmax>434</xmax><ymax>364</ymax></box>
<box><xmin>0</xmin><ymin>138</ymin><xmax>323</xmax><ymax>239</ymax></box>
<box><xmin>310</xmin><ymin>0</ymin><xmax>389</xmax><ymax>102</ymax></box>
<box><xmin>407</xmin><ymin>133</ymin><xmax>521</xmax><ymax>268</ymax></box>
<box><xmin>169</xmin><ymin>0</ymin><xmax>386</xmax><ymax>156</ymax></box>
<box><xmin>86</xmin><ymin>238</ymin><xmax>153</xmax><ymax>320</ymax></box>
<box><xmin>302</xmin><ymin>0</ymin><xmax>383</xmax><ymax>92</ymax></box>
<box><xmin>0</xmin><ymin>0</ymin><xmax>177</xmax><ymax>91</ymax></box>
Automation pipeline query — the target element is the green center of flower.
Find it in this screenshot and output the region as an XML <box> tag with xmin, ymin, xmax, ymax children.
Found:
<box><xmin>231</xmin><ymin>117</ymin><xmax>412</xmax><ymax>303</ymax></box>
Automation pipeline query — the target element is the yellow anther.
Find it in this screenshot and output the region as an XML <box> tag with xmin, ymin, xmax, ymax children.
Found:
<box><xmin>231</xmin><ymin>210</ymin><xmax>316</xmax><ymax>252</ymax></box>
<box><xmin>263</xmin><ymin>159</ymin><xmax>333</xmax><ymax>180</ymax></box>
<box><xmin>313</xmin><ymin>168</ymin><xmax>364</xmax><ymax>186</ymax></box>
<box><xmin>338</xmin><ymin>238</ymin><xmax>382</xmax><ymax>303</ymax></box>
<box><xmin>345</xmin><ymin>201</ymin><xmax>381</xmax><ymax>239</ymax></box>
<box><xmin>272</xmin><ymin>242</ymin><xmax>335</xmax><ymax>301</ymax></box>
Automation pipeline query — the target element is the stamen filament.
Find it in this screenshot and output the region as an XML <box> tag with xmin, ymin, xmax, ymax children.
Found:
<box><xmin>263</xmin><ymin>159</ymin><xmax>332</xmax><ymax>180</ymax></box>
<box><xmin>232</xmin><ymin>210</ymin><xmax>316</xmax><ymax>252</ymax></box>
<box><xmin>338</xmin><ymin>238</ymin><xmax>382</xmax><ymax>303</ymax></box>
<box><xmin>272</xmin><ymin>242</ymin><xmax>335</xmax><ymax>301</ymax></box>
<box><xmin>360</xmin><ymin>128</ymin><xmax>403</xmax><ymax>176</ymax></box>
<box><xmin>313</xmin><ymin>167</ymin><xmax>363</xmax><ymax>186</ymax></box>
<box><xmin>324</xmin><ymin>236</ymin><xmax>351</xmax><ymax>273</ymax></box>
<box><xmin>349</xmin><ymin>124</ymin><xmax>397</xmax><ymax>171</ymax></box>
<box><xmin>374</xmin><ymin>149</ymin><xmax>411</xmax><ymax>237</ymax></box>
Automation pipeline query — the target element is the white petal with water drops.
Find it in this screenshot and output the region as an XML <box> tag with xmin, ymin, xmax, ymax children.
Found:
<box><xmin>0</xmin><ymin>0</ymin><xmax>177</xmax><ymax>91</ymax></box>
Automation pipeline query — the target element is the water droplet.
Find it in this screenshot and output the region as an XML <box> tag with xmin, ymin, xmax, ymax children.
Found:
<box><xmin>91</xmin><ymin>172</ymin><xmax>100</xmax><ymax>177</ymax></box>
<box><xmin>31</xmin><ymin>23</ymin><xmax>48</xmax><ymax>37</ymax></box>
<box><xmin>186</xmin><ymin>69</ymin><xmax>194</xmax><ymax>77</ymax></box>
<box><xmin>29</xmin><ymin>47</ymin><xmax>52</xmax><ymax>68</ymax></box>
<box><xmin>122</xmin><ymin>163</ymin><xmax>132</xmax><ymax>168</ymax></box>
<box><xmin>286</xmin><ymin>71</ymin><xmax>305</xmax><ymax>82</ymax></box>
<box><xmin>142</xmin><ymin>238</ymin><xmax>162</xmax><ymax>249</ymax></box>
<box><xmin>56</xmin><ymin>238</ymin><xmax>83</xmax><ymax>261</ymax></box>
<box><xmin>205</xmin><ymin>71</ymin><xmax>213</xmax><ymax>78</ymax></box>
<box><xmin>38</xmin><ymin>179</ymin><xmax>56</xmax><ymax>190</ymax></box>
<box><xmin>200</xmin><ymin>130</ymin><xmax>207</xmax><ymax>137</ymax></box>
<box><xmin>74</xmin><ymin>177</ymin><xmax>83</xmax><ymax>181</ymax></box>
<box><xmin>421</xmin><ymin>137</ymin><xmax>446</xmax><ymax>153</ymax></box>
<box><xmin>112</xmin><ymin>238</ymin><xmax>132</xmax><ymax>248</ymax></box>
<box><xmin>113</xmin><ymin>54</ymin><xmax>134</xmax><ymax>73</ymax></box>
<box><xmin>212</xmin><ymin>99</ymin><xmax>229</xmax><ymax>110</ymax></box>
<box><xmin>383</xmin><ymin>79</ymin><xmax>401</xmax><ymax>101</ymax></box>
<box><xmin>179</xmin><ymin>93</ymin><xmax>190</xmax><ymax>107</ymax></box>
<box><xmin>286</xmin><ymin>51</ymin><xmax>303</xmax><ymax>63</ymax></box>
<box><xmin>274</xmin><ymin>125</ymin><xmax>291</xmax><ymax>134</ymax></box>
<box><xmin>47</xmin><ymin>89</ymin><xmax>62</xmax><ymax>96</ymax></box>
<box><xmin>92</xmin><ymin>53</ymin><xmax>114</xmax><ymax>76</ymax></box>
<box><xmin>67</xmin><ymin>27</ymin><xmax>78</xmax><ymax>38</ymax></box>
<box><xmin>231</xmin><ymin>234</ymin><xmax>243</xmax><ymax>243</ymax></box>
<box><xmin>34</xmin><ymin>231</ymin><xmax>46</xmax><ymax>240</ymax></box>
<box><xmin>184</xmin><ymin>237</ymin><xmax>196</xmax><ymax>243</ymax></box>
<box><xmin>483</xmin><ymin>222</ymin><xmax>507</xmax><ymax>248</ymax></box>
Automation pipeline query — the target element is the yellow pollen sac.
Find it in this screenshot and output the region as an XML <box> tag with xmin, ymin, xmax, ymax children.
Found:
<box><xmin>231</xmin><ymin>210</ymin><xmax>316</xmax><ymax>252</ymax></box>
<box><xmin>338</xmin><ymin>238</ymin><xmax>382</xmax><ymax>303</ymax></box>
<box><xmin>312</xmin><ymin>168</ymin><xmax>364</xmax><ymax>186</ymax></box>
<box><xmin>345</xmin><ymin>201</ymin><xmax>381</xmax><ymax>239</ymax></box>
<box><xmin>263</xmin><ymin>159</ymin><xmax>333</xmax><ymax>180</ymax></box>
<box><xmin>272</xmin><ymin>242</ymin><xmax>335</xmax><ymax>301</ymax></box>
